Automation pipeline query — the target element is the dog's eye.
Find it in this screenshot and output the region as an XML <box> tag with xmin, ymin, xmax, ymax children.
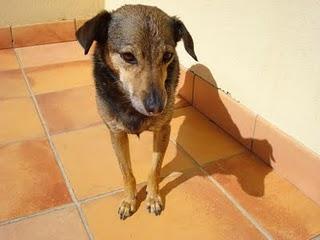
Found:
<box><xmin>163</xmin><ymin>52</ymin><xmax>173</xmax><ymax>63</ymax></box>
<box><xmin>120</xmin><ymin>52</ymin><xmax>137</xmax><ymax>64</ymax></box>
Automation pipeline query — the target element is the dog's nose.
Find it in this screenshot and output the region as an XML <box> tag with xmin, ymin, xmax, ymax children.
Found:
<box><xmin>144</xmin><ymin>89</ymin><xmax>164</xmax><ymax>115</ymax></box>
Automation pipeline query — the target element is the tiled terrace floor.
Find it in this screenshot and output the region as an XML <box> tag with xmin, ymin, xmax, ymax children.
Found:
<box><xmin>0</xmin><ymin>41</ymin><xmax>319</xmax><ymax>240</ymax></box>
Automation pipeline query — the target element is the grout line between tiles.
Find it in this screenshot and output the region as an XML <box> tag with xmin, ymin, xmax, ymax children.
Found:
<box><xmin>80</xmin><ymin>170</ymin><xmax>186</xmax><ymax>205</ymax></box>
<box><xmin>191</xmin><ymin>71</ymin><xmax>195</xmax><ymax>104</ymax></box>
<box><xmin>73</xmin><ymin>19</ymin><xmax>77</xmax><ymax>32</ymax></box>
<box><xmin>0</xmin><ymin>203</ymin><xmax>74</xmax><ymax>227</ymax></box>
<box><xmin>169</xmin><ymin>137</ymin><xmax>274</xmax><ymax>240</ymax></box>
<box><xmin>0</xmin><ymin>135</ymin><xmax>46</xmax><ymax>148</ymax></box>
<box><xmin>205</xmin><ymin>173</ymin><xmax>273</xmax><ymax>240</ymax></box>
<box><xmin>49</xmin><ymin>96</ymin><xmax>186</xmax><ymax>137</ymax></box>
<box><xmin>33</xmin><ymin>82</ymin><xmax>94</xmax><ymax>96</ymax></box>
<box><xmin>311</xmin><ymin>234</ymin><xmax>320</xmax><ymax>240</ymax></box>
<box><xmin>51</xmin><ymin>121</ymin><xmax>103</xmax><ymax>136</ymax></box>
<box><xmin>33</xmin><ymin>83</ymin><xmax>96</xmax><ymax>100</ymax></box>
<box><xmin>8</xmin><ymin>51</ymin><xmax>272</xmax><ymax>239</ymax></box>
<box><xmin>0</xmin><ymin>95</ymin><xmax>32</xmax><ymax>101</ymax></box>
<box><xmin>14</xmin><ymin>49</ymin><xmax>94</xmax><ymax>240</ymax></box>
<box><xmin>0</xmin><ymin>173</ymin><xmax>185</xmax><ymax>229</ymax></box>
<box><xmin>250</xmin><ymin>115</ymin><xmax>259</xmax><ymax>151</ymax></box>
<box><xmin>9</xmin><ymin>26</ymin><xmax>14</xmax><ymax>48</ymax></box>
<box><xmin>190</xmin><ymin>104</ymin><xmax>252</xmax><ymax>151</ymax></box>
<box><xmin>80</xmin><ymin>188</ymin><xmax>126</xmax><ymax>205</ymax></box>
<box><xmin>14</xmin><ymin>39</ymin><xmax>78</xmax><ymax>49</ymax></box>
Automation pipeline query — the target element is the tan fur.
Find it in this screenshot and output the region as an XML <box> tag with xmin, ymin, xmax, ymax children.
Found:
<box><xmin>110</xmin><ymin>131</ymin><xmax>137</xmax><ymax>216</ymax></box>
<box><xmin>146</xmin><ymin>124</ymin><xmax>171</xmax><ymax>214</ymax></box>
<box><xmin>108</xmin><ymin>45</ymin><xmax>174</xmax><ymax>116</ymax></box>
<box><xmin>76</xmin><ymin>4</ymin><xmax>197</xmax><ymax>220</ymax></box>
<box><xmin>97</xmin><ymin>34</ymin><xmax>176</xmax><ymax>218</ymax></box>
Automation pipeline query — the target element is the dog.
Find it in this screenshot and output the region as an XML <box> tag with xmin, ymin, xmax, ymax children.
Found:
<box><xmin>76</xmin><ymin>4</ymin><xmax>197</xmax><ymax>220</ymax></box>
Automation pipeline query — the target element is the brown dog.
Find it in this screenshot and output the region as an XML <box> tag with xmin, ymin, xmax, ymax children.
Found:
<box><xmin>76</xmin><ymin>4</ymin><xmax>197</xmax><ymax>220</ymax></box>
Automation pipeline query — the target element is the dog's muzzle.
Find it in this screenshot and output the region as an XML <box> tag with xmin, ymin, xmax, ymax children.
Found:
<box><xmin>143</xmin><ymin>88</ymin><xmax>165</xmax><ymax>116</ymax></box>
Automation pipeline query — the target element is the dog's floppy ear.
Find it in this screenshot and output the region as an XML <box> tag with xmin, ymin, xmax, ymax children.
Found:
<box><xmin>76</xmin><ymin>11</ymin><xmax>111</xmax><ymax>55</ymax></box>
<box><xmin>172</xmin><ymin>17</ymin><xmax>198</xmax><ymax>61</ymax></box>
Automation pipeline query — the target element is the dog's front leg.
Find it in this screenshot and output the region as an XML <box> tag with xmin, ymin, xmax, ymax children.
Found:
<box><xmin>147</xmin><ymin>124</ymin><xmax>171</xmax><ymax>215</ymax></box>
<box><xmin>110</xmin><ymin>131</ymin><xmax>136</xmax><ymax>220</ymax></box>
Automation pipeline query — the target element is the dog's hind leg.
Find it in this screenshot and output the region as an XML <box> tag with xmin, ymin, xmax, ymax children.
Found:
<box><xmin>147</xmin><ymin>124</ymin><xmax>171</xmax><ymax>215</ymax></box>
<box><xmin>110</xmin><ymin>131</ymin><xmax>137</xmax><ymax>220</ymax></box>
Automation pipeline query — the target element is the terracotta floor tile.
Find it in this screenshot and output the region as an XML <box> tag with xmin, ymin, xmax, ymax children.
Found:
<box><xmin>16</xmin><ymin>41</ymin><xmax>89</xmax><ymax>68</ymax></box>
<box><xmin>0</xmin><ymin>98</ymin><xmax>44</xmax><ymax>145</ymax></box>
<box><xmin>171</xmin><ymin>106</ymin><xmax>245</xmax><ymax>165</ymax></box>
<box><xmin>82</xmin><ymin>170</ymin><xmax>264</xmax><ymax>240</ymax></box>
<box><xmin>174</xmin><ymin>95</ymin><xmax>189</xmax><ymax>109</ymax></box>
<box><xmin>177</xmin><ymin>68</ymin><xmax>194</xmax><ymax>103</ymax></box>
<box><xmin>25</xmin><ymin>60</ymin><xmax>93</xmax><ymax>94</ymax></box>
<box><xmin>0</xmin><ymin>207</ymin><xmax>88</xmax><ymax>240</ymax></box>
<box><xmin>0</xmin><ymin>26</ymin><xmax>12</xmax><ymax>49</ymax></box>
<box><xmin>36</xmin><ymin>86</ymin><xmax>102</xmax><ymax>134</ymax></box>
<box><xmin>12</xmin><ymin>20</ymin><xmax>76</xmax><ymax>48</ymax></box>
<box><xmin>0</xmin><ymin>139</ymin><xmax>71</xmax><ymax>222</ymax></box>
<box><xmin>0</xmin><ymin>49</ymin><xmax>19</xmax><ymax>71</ymax></box>
<box><xmin>204</xmin><ymin>151</ymin><xmax>320</xmax><ymax>240</ymax></box>
<box><xmin>0</xmin><ymin>70</ymin><xmax>29</xmax><ymax>99</ymax></box>
<box><xmin>52</xmin><ymin>124</ymin><xmax>195</xmax><ymax>199</ymax></box>
<box><xmin>193</xmin><ymin>76</ymin><xmax>256</xmax><ymax>149</ymax></box>
<box><xmin>253</xmin><ymin>115</ymin><xmax>320</xmax><ymax>205</ymax></box>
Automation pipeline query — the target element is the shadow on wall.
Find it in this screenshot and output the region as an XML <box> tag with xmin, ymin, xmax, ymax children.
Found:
<box><xmin>136</xmin><ymin>64</ymin><xmax>276</xmax><ymax>209</ymax></box>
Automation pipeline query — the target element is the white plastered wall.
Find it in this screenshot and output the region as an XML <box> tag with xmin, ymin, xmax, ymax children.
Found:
<box><xmin>0</xmin><ymin>0</ymin><xmax>104</xmax><ymax>25</ymax></box>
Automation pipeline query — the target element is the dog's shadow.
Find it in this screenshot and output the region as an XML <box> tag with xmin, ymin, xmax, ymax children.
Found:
<box><xmin>136</xmin><ymin>64</ymin><xmax>275</xmax><ymax>211</ymax></box>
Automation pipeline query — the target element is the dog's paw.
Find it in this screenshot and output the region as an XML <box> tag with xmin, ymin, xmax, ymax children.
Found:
<box><xmin>146</xmin><ymin>194</ymin><xmax>163</xmax><ymax>216</ymax></box>
<box><xmin>118</xmin><ymin>198</ymin><xmax>136</xmax><ymax>220</ymax></box>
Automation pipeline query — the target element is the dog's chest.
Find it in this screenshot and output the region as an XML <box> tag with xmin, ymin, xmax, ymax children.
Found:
<box><xmin>96</xmin><ymin>95</ymin><xmax>169</xmax><ymax>134</ymax></box>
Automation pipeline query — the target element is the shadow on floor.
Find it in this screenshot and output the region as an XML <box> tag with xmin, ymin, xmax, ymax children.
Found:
<box><xmin>136</xmin><ymin>64</ymin><xmax>275</xmax><ymax>210</ymax></box>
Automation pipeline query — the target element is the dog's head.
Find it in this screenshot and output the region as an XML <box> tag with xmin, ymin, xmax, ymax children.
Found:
<box><xmin>76</xmin><ymin>5</ymin><xmax>197</xmax><ymax>116</ymax></box>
